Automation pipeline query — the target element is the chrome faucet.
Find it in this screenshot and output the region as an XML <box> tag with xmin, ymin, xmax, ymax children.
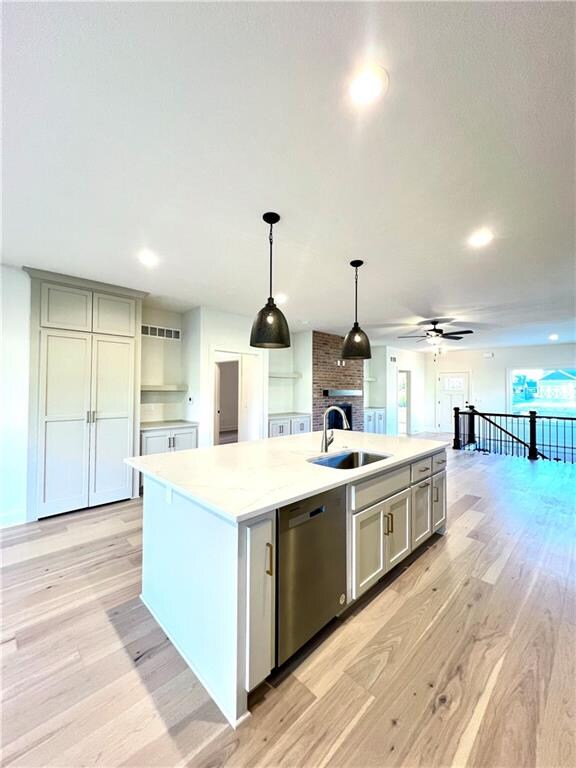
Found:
<box><xmin>321</xmin><ymin>406</ymin><xmax>350</xmax><ymax>452</ymax></box>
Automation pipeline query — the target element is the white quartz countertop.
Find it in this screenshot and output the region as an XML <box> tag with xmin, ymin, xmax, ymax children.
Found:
<box><xmin>268</xmin><ymin>412</ymin><xmax>311</xmax><ymax>419</ymax></box>
<box><xmin>140</xmin><ymin>420</ymin><xmax>199</xmax><ymax>431</ymax></box>
<box><xmin>127</xmin><ymin>431</ymin><xmax>448</xmax><ymax>524</ymax></box>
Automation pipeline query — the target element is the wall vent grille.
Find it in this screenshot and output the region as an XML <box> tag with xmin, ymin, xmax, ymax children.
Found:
<box><xmin>141</xmin><ymin>325</ymin><xmax>181</xmax><ymax>340</ymax></box>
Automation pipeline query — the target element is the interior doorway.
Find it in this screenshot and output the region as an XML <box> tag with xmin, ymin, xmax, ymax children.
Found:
<box><xmin>436</xmin><ymin>372</ymin><xmax>470</xmax><ymax>431</ymax></box>
<box><xmin>215</xmin><ymin>361</ymin><xmax>239</xmax><ymax>445</ymax></box>
<box><xmin>213</xmin><ymin>350</ymin><xmax>263</xmax><ymax>446</ymax></box>
<box><xmin>397</xmin><ymin>370</ymin><xmax>410</xmax><ymax>435</ymax></box>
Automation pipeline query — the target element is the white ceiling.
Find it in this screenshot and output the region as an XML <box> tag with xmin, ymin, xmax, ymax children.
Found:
<box><xmin>3</xmin><ymin>2</ymin><xmax>575</xmax><ymax>350</ymax></box>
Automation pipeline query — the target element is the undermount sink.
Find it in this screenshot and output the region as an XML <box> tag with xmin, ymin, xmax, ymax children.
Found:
<box><xmin>308</xmin><ymin>450</ymin><xmax>390</xmax><ymax>469</ymax></box>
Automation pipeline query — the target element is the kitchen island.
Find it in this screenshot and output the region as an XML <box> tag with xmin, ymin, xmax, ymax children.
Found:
<box><xmin>126</xmin><ymin>430</ymin><xmax>448</xmax><ymax>726</ymax></box>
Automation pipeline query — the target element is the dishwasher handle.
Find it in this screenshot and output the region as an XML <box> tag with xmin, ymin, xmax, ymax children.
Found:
<box><xmin>288</xmin><ymin>504</ymin><xmax>326</xmax><ymax>528</ymax></box>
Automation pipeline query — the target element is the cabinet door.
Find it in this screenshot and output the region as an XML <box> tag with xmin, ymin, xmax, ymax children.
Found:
<box><xmin>141</xmin><ymin>430</ymin><xmax>171</xmax><ymax>455</ymax></box>
<box><xmin>352</xmin><ymin>501</ymin><xmax>386</xmax><ymax>599</ymax></box>
<box><xmin>172</xmin><ymin>428</ymin><xmax>198</xmax><ymax>452</ymax></box>
<box><xmin>92</xmin><ymin>293</ymin><xmax>136</xmax><ymax>336</ymax></box>
<box><xmin>38</xmin><ymin>329</ymin><xmax>92</xmax><ymax>517</ymax></box>
<box><xmin>290</xmin><ymin>417</ymin><xmax>310</xmax><ymax>434</ymax></box>
<box><xmin>269</xmin><ymin>419</ymin><xmax>290</xmax><ymax>437</ymax></box>
<box><xmin>364</xmin><ymin>410</ymin><xmax>374</xmax><ymax>433</ymax></box>
<box><xmin>246</xmin><ymin>516</ymin><xmax>274</xmax><ymax>691</ymax></box>
<box><xmin>376</xmin><ymin>410</ymin><xmax>386</xmax><ymax>434</ymax></box>
<box><xmin>89</xmin><ymin>335</ymin><xmax>134</xmax><ymax>506</ymax></box>
<box><xmin>40</xmin><ymin>283</ymin><xmax>93</xmax><ymax>332</ymax></box>
<box><xmin>384</xmin><ymin>489</ymin><xmax>411</xmax><ymax>570</ymax></box>
<box><xmin>432</xmin><ymin>471</ymin><xmax>447</xmax><ymax>531</ymax></box>
<box><xmin>411</xmin><ymin>481</ymin><xmax>432</xmax><ymax>548</ymax></box>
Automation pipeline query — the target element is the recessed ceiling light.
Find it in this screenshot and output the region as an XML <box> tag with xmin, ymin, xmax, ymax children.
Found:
<box><xmin>549</xmin><ymin>333</ymin><xmax>559</xmax><ymax>341</ymax></box>
<box><xmin>275</xmin><ymin>293</ymin><xmax>288</xmax><ymax>306</ymax></box>
<box><xmin>467</xmin><ymin>228</ymin><xmax>494</xmax><ymax>249</ymax></box>
<box><xmin>349</xmin><ymin>64</ymin><xmax>389</xmax><ymax>106</ymax></box>
<box><xmin>137</xmin><ymin>248</ymin><xmax>160</xmax><ymax>268</ymax></box>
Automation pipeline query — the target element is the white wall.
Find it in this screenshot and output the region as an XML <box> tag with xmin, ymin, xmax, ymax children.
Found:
<box><xmin>428</xmin><ymin>343</ymin><xmax>576</xmax><ymax>421</ymax></box>
<box><xmin>384</xmin><ymin>346</ymin><xmax>429</xmax><ymax>434</ymax></box>
<box><xmin>183</xmin><ymin>307</ymin><xmax>268</xmax><ymax>447</ymax></box>
<box><xmin>0</xmin><ymin>266</ymin><xmax>31</xmax><ymax>527</ymax></box>
<box><xmin>268</xmin><ymin>346</ymin><xmax>295</xmax><ymax>414</ymax></box>
<box><xmin>364</xmin><ymin>347</ymin><xmax>388</xmax><ymax>408</ymax></box>
<box><xmin>293</xmin><ymin>331</ymin><xmax>313</xmax><ymax>414</ymax></box>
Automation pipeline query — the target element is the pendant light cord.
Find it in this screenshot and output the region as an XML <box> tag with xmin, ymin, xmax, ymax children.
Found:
<box><xmin>269</xmin><ymin>223</ymin><xmax>274</xmax><ymax>299</ymax></box>
<box><xmin>354</xmin><ymin>266</ymin><xmax>358</xmax><ymax>324</ymax></box>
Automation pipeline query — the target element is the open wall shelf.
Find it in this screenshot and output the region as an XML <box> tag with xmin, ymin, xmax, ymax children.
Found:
<box><xmin>141</xmin><ymin>384</ymin><xmax>187</xmax><ymax>392</ymax></box>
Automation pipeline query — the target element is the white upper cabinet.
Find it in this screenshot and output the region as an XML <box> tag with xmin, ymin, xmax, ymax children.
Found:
<box><xmin>40</xmin><ymin>283</ymin><xmax>93</xmax><ymax>332</ymax></box>
<box><xmin>40</xmin><ymin>283</ymin><xmax>136</xmax><ymax>336</ymax></box>
<box><xmin>92</xmin><ymin>292</ymin><xmax>136</xmax><ymax>336</ymax></box>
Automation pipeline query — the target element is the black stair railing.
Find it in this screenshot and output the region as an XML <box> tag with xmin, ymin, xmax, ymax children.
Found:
<box><xmin>453</xmin><ymin>405</ymin><xmax>576</xmax><ymax>464</ymax></box>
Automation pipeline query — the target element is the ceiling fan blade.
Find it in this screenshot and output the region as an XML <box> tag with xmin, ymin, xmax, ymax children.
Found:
<box><xmin>397</xmin><ymin>335</ymin><xmax>427</xmax><ymax>338</ymax></box>
<box><xmin>447</xmin><ymin>329</ymin><xmax>474</xmax><ymax>335</ymax></box>
<box><xmin>443</xmin><ymin>335</ymin><xmax>463</xmax><ymax>340</ymax></box>
<box><xmin>416</xmin><ymin>317</ymin><xmax>455</xmax><ymax>326</ymax></box>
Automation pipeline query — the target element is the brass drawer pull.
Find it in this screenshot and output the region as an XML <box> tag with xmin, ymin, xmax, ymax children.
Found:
<box><xmin>419</xmin><ymin>482</ymin><xmax>429</xmax><ymax>489</ymax></box>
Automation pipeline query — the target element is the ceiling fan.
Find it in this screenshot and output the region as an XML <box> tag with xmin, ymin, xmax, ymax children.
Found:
<box><xmin>397</xmin><ymin>318</ymin><xmax>474</xmax><ymax>343</ymax></box>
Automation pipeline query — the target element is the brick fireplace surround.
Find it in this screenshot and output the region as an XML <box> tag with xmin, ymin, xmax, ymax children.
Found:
<box><xmin>312</xmin><ymin>331</ymin><xmax>364</xmax><ymax>431</ymax></box>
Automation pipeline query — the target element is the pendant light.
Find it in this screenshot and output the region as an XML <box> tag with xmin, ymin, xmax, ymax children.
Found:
<box><xmin>341</xmin><ymin>259</ymin><xmax>371</xmax><ymax>359</ymax></box>
<box><xmin>250</xmin><ymin>212</ymin><xmax>291</xmax><ymax>348</ymax></box>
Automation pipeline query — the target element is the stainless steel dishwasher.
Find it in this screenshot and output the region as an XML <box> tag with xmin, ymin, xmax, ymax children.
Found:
<box><xmin>276</xmin><ymin>486</ymin><xmax>347</xmax><ymax>666</ymax></box>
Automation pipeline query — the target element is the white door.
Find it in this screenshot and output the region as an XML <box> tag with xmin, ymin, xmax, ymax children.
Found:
<box><xmin>141</xmin><ymin>430</ymin><xmax>171</xmax><ymax>455</ymax></box>
<box><xmin>384</xmin><ymin>488</ymin><xmax>411</xmax><ymax>570</ymax></box>
<box><xmin>239</xmin><ymin>354</ymin><xmax>263</xmax><ymax>442</ymax></box>
<box><xmin>38</xmin><ymin>329</ymin><xmax>92</xmax><ymax>517</ymax></box>
<box><xmin>89</xmin><ymin>335</ymin><xmax>134</xmax><ymax>506</ymax></box>
<box><xmin>352</xmin><ymin>501</ymin><xmax>386</xmax><ymax>599</ymax></box>
<box><xmin>245</xmin><ymin>516</ymin><xmax>274</xmax><ymax>691</ymax></box>
<box><xmin>172</xmin><ymin>428</ymin><xmax>198</xmax><ymax>452</ymax></box>
<box><xmin>432</xmin><ymin>471</ymin><xmax>447</xmax><ymax>531</ymax></box>
<box><xmin>411</xmin><ymin>481</ymin><xmax>432</xmax><ymax>548</ymax></box>
<box><xmin>436</xmin><ymin>372</ymin><xmax>470</xmax><ymax>431</ymax></box>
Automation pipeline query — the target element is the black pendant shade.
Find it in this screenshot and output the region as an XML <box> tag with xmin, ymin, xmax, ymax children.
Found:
<box><xmin>250</xmin><ymin>212</ymin><xmax>291</xmax><ymax>349</ymax></box>
<box><xmin>341</xmin><ymin>260</ymin><xmax>371</xmax><ymax>359</ymax></box>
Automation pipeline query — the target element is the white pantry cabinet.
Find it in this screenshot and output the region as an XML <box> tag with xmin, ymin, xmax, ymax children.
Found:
<box><xmin>26</xmin><ymin>269</ymin><xmax>146</xmax><ymax>521</ymax></box>
<box><xmin>245</xmin><ymin>514</ymin><xmax>275</xmax><ymax>691</ymax></box>
<box><xmin>37</xmin><ymin>329</ymin><xmax>135</xmax><ymax>516</ymax></box>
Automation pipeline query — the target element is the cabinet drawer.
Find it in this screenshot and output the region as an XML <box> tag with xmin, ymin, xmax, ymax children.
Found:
<box><xmin>432</xmin><ymin>451</ymin><xmax>447</xmax><ymax>473</ymax></box>
<box><xmin>411</xmin><ymin>456</ymin><xmax>432</xmax><ymax>482</ymax></box>
<box><xmin>349</xmin><ymin>466</ymin><xmax>411</xmax><ymax>512</ymax></box>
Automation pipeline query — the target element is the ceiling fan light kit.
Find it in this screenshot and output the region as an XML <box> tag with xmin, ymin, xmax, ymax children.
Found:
<box><xmin>250</xmin><ymin>212</ymin><xmax>291</xmax><ymax>349</ymax></box>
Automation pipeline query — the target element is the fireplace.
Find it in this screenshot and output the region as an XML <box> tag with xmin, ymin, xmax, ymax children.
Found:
<box><xmin>327</xmin><ymin>402</ymin><xmax>353</xmax><ymax>430</ymax></box>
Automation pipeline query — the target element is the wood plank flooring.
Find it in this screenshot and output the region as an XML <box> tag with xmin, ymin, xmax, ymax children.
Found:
<box><xmin>1</xmin><ymin>446</ymin><xmax>575</xmax><ymax>767</ymax></box>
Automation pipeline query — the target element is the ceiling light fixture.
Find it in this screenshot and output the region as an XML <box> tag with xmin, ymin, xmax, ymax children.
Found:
<box><xmin>467</xmin><ymin>227</ymin><xmax>494</xmax><ymax>249</ymax></box>
<box><xmin>549</xmin><ymin>333</ymin><xmax>559</xmax><ymax>341</ymax></box>
<box><xmin>341</xmin><ymin>260</ymin><xmax>371</xmax><ymax>359</ymax></box>
<box><xmin>137</xmin><ymin>248</ymin><xmax>160</xmax><ymax>268</ymax></box>
<box><xmin>250</xmin><ymin>212</ymin><xmax>291</xmax><ymax>349</ymax></box>
<box><xmin>349</xmin><ymin>64</ymin><xmax>389</xmax><ymax>106</ymax></box>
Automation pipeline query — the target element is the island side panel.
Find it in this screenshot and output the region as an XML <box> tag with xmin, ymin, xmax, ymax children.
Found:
<box><xmin>140</xmin><ymin>477</ymin><xmax>246</xmax><ymax>725</ymax></box>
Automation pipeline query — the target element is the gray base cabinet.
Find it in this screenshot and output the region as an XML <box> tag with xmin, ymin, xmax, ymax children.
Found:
<box><xmin>351</xmin><ymin>451</ymin><xmax>447</xmax><ymax>601</ymax></box>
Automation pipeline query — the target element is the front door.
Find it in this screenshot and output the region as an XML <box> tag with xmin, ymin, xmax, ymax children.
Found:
<box><xmin>436</xmin><ymin>372</ymin><xmax>470</xmax><ymax>431</ymax></box>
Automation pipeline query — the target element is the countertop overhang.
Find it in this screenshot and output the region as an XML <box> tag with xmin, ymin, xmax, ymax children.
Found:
<box><xmin>126</xmin><ymin>431</ymin><xmax>449</xmax><ymax>524</ymax></box>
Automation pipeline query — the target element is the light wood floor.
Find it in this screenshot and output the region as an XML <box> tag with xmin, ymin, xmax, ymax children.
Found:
<box><xmin>1</xmin><ymin>447</ymin><xmax>575</xmax><ymax>767</ymax></box>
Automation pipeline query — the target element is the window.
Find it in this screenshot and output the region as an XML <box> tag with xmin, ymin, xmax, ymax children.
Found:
<box><xmin>510</xmin><ymin>368</ymin><xmax>576</xmax><ymax>417</ymax></box>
